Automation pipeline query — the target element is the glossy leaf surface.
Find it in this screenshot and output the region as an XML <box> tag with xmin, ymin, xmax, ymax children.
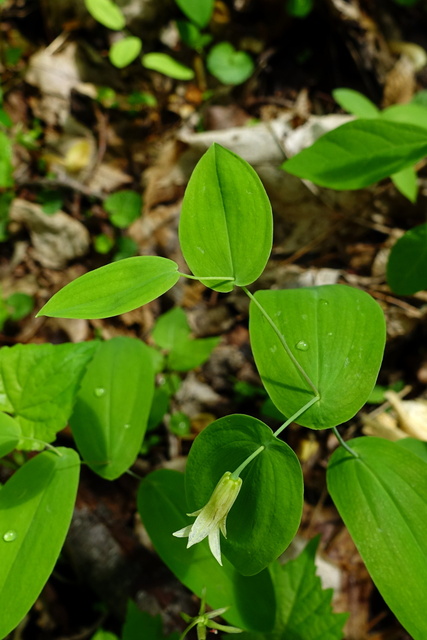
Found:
<box><xmin>0</xmin><ymin>448</ymin><xmax>80</xmax><ymax>637</ymax></box>
<box><xmin>38</xmin><ymin>256</ymin><xmax>180</xmax><ymax>319</ymax></box>
<box><xmin>185</xmin><ymin>415</ymin><xmax>304</xmax><ymax>575</ymax></box>
<box><xmin>283</xmin><ymin>119</ymin><xmax>427</xmax><ymax>189</ymax></box>
<box><xmin>387</xmin><ymin>223</ymin><xmax>427</xmax><ymax>295</ymax></box>
<box><xmin>70</xmin><ymin>337</ymin><xmax>154</xmax><ymax>480</ymax></box>
<box><xmin>138</xmin><ymin>469</ymin><xmax>276</xmax><ymax>632</ymax></box>
<box><xmin>0</xmin><ymin>342</ymin><xmax>97</xmax><ymax>447</ymax></box>
<box><xmin>179</xmin><ymin>144</ymin><xmax>272</xmax><ymax>292</ymax></box>
<box><xmin>250</xmin><ymin>285</ymin><xmax>385</xmax><ymax>429</ymax></box>
<box><xmin>239</xmin><ymin>537</ymin><xmax>348</xmax><ymax>640</ymax></box>
<box><xmin>327</xmin><ymin>437</ymin><xmax>427</xmax><ymax>640</ymax></box>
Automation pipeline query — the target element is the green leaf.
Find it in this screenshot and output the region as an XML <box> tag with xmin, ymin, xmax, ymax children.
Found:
<box><xmin>37</xmin><ymin>256</ymin><xmax>180</xmax><ymax>319</ymax></box>
<box><xmin>109</xmin><ymin>37</ymin><xmax>142</xmax><ymax>68</ymax></box>
<box><xmin>0</xmin><ymin>448</ymin><xmax>80</xmax><ymax>638</ymax></box>
<box><xmin>0</xmin><ymin>131</ymin><xmax>13</xmax><ymax>188</ymax></box>
<box><xmin>391</xmin><ymin>166</ymin><xmax>418</xmax><ymax>202</ymax></box>
<box><xmin>91</xmin><ymin>631</ymin><xmax>119</xmax><ymax>640</ymax></box>
<box><xmin>286</xmin><ymin>0</ymin><xmax>314</xmax><ymax>18</ymax></box>
<box><xmin>327</xmin><ymin>437</ymin><xmax>427</xmax><ymax>640</ymax></box>
<box><xmin>70</xmin><ymin>337</ymin><xmax>154</xmax><ymax>480</ymax></box>
<box><xmin>175</xmin><ymin>0</ymin><xmax>214</xmax><ymax>28</ymax></box>
<box><xmin>85</xmin><ymin>0</ymin><xmax>126</xmax><ymax>30</ymax></box>
<box><xmin>177</xmin><ymin>21</ymin><xmax>212</xmax><ymax>51</ymax></box>
<box><xmin>0</xmin><ymin>342</ymin><xmax>97</xmax><ymax>447</ymax></box>
<box><xmin>6</xmin><ymin>292</ymin><xmax>34</xmax><ymax>321</ymax></box>
<box><xmin>179</xmin><ymin>144</ymin><xmax>272</xmax><ymax>292</ymax></box>
<box><xmin>282</xmin><ymin>119</ymin><xmax>427</xmax><ymax>189</ymax></box>
<box><xmin>185</xmin><ymin>415</ymin><xmax>303</xmax><ymax>575</ymax></box>
<box><xmin>138</xmin><ymin>469</ymin><xmax>276</xmax><ymax>632</ymax></box>
<box><xmin>397</xmin><ymin>437</ymin><xmax>427</xmax><ymax>463</ymax></box>
<box><xmin>152</xmin><ymin>307</ymin><xmax>219</xmax><ymax>371</ymax></box>
<box><xmin>381</xmin><ymin>102</ymin><xmax>427</xmax><ymax>130</ymax></box>
<box><xmin>249</xmin><ymin>285</ymin><xmax>386</xmax><ymax>429</ymax></box>
<box><xmin>123</xmin><ymin>602</ymin><xmax>180</xmax><ymax>640</ymax></box>
<box><xmin>239</xmin><ymin>537</ymin><xmax>348</xmax><ymax>640</ymax></box>
<box><xmin>142</xmin><ymin>53</ymin><xmax>195</xmax><ymax>80</ymax></box>
<box><xmin>207</xmin><ymin>43</ymin><xmax>254</xmax><ymax>85</ymax></box>
<box><xmin>386</xmin><ymin>223</ymin><xmax>427</xmax><ymax>295</ymax></box>
<box><xmin>104</xmin><ymin>189</ymin><xmax>142</xmax><ymax>228</ymax></box>
<box><xmin>332</xmin><ymin>88</ymin><xmax>379</xmax><ymax>118</ymax></box>
<box><xmin>0</xmin><ymin>412</ymin><xmax>20</xmax><ymax>457</ymax></box>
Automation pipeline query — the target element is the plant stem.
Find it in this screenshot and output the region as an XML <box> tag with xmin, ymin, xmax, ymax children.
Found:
<box><xmin>332</xmin><ymin>426</ymin><xmax>359</xmax><ymax>458</ymax></box>
<box><xmin>241</xmin><ymin>286</ymin><xmax>320</xmax><ymax>398</ymax></box>
<box><xmin>231</xmin><ymin>445</ymin><xmax>264</xmax><ymax>479</ymax></box>
<box><xmin>178</xmin><ymin>272</ymin><xmax>234</xmax><ymax>282</ymax></box>
<box><xmin>273</xmin><ymin>395</ymin><xmax>320</xmax><ymax>437</ymax></box>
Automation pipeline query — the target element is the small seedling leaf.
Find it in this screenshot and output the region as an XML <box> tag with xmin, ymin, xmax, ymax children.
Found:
<box><xmin>109</xmin><ymin>37</ymin><xmax>142</xmax><ymax>68</ymax></box>
<box><xmin>185</xmin><ymin>415</ymin><xmax>304</xmax><ymax>575</ymax></box>
<box><xmin>0</xmin><ymin>448</ymin><xmax>80</xmax><ymax>638</ymax></box>
<box><xmin>142</xmin><ymin>53</ymin><xmax>195</xmax><ymax>80</ymax></box>
<box><xmin>179</xmin><ymin>144</ymin><xmax>272</xmax><ymax>292</ymax></box>
<box><xmin>175</xmin><ymin>0</ymin><xmax>214</xmax><ymax>28</ymax></box>
<box><xmin>327</xmin><ymin>437</ymin><xmax>427</xmax><ymax>640</ymax></box>
<box><xmin>207</xmin><ymin>42</ymin><xmax>254</xmax><ymax>85</ymax></box>
<box><xmin>104</xmin><ymin>189</ymin><xmax>142</xmax><ymax>228</ymax></box>
<box><xmin>37</xmin><ymin>256</ymin><xmax>180</xmax><ymax>319</ymax></box>
<box><xmin>85</xmin><ymin>0</ymin><xmax>126</xmax><ymax>30</ymax></box>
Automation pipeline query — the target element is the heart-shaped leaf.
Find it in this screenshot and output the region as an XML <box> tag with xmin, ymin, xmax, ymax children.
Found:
<box><xmin>249</xmin><ymin>285</ymin><xmax>385</xmax><ymax>429</ymax></box>
<box><xmin>138</xmin><ymin>469</ymin><xmax>276</xmax><ymax>632</ymax></box>
<box><xmin>70</xmin><ymin>337</ymin><xmax>155</xmax><ymax>480</ymax></box>
<box><xmin>37</xmin><ymin>256</ymin><xmax>180</xmax><ymax>319</ymax></box>
<box><xmin>282</xmin><ymin>119</ymin><xmax>427</xmax><ymax>189</ymax></box>
<box><xmin>179</xmin><ymin>144</ymin><xmax>272</xmax><ymax>292</ymax></box>
<box><xmin>0</xmin><ymin>448</ymin><xmax>80</xmax><ymax>637</ymax></box>
<box><xmin>175</xmin><ymin>0</ymin><xmax>214</xmax><ymax>28</ymax></box>
<box><xmin>387</xmin><ymin>223</ymin><xmax>427</xmax><ymax>295</ymax></box>
<box><xmin>207</xmin><ymin>42</ymin><xmax>254</xmax><ymax>85</ymax></box>
<box><xmin>185</xmin><ymin>415</ymin><xmax>304</xmax><ymax>575</ymax></box>
<box><xmin>327</xmin><ymin>437</ymin><xmax>427</xmax><ymax>640</ymax></box>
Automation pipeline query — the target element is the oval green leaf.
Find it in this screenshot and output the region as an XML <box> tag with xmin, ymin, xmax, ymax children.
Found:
<box><xmin>0</xmin><ymin>412</ymin><xmax>20</xmax><ymax>457</ymax></box>
<box><xmin>391</xmin><ymin>166</ymin><xmax>418</xmax><ymax>203</ymax></box>
<box><xmin>327</xmin><ymin>437</ymin><xmax>427</xmax><ymax>640</ymax></box>
<box><xmin>249</xmin><ymin>285</ymin><xmax>386</xmax><ymax>429</ymax></box>
<box><xmin>138</xmin><ymin>468</ymin><xmax>276</xmax><ymax>632</ymax></box>
<box><xmin>85</xmin><ymin>0</ymin><xmax>126</xmax><ymax>30</ymax></box>
<box><xmin>332</xmin><ymin>88</ymin><xmax>379</xmax><ymax>118</ymax></box>
<box><xmin>207</xmin><ymin>43</ymin><xmax>254</xmax><ymax>85</ymax></box>
<box><xmin>109</xmin><ymin>36</ymin><xmax>142</xmax><ymax>68</ymax></box>
<box><xmin>179</xmin><ymin>144</ymin><xmax>273</xmax><ymax>292</ymax></box>
<box><xmin>185</xmin><ymin>415</ymin><xmax>304</xmax><ymax>575</ymax></box>
<box><xmin>37</xmin><ymin>256</ymin><xmax>180</xmax><ymax>319</ymax></box>
<box><xmin>0</xmin><ymin>448</ymin><xmax>80</xmax><ymax>637</ymax></box>
<box><xmin>142</xmin><ymin>53</ymin><xmax>194</xmax><ymax>80</ymax></box>
<box><xmin>175</xmin><ymin>0</ymin><xmax>214</xmax><ymax>28</ymax></box>
<box><xmin>282</xmin><ymin>119</ymin><xmax>427</xmax><ymax>189</ymax></box>
<box><xmin>70</xmin><ymin>337</ymin><xmax>155</xmax><ymax>480</ymax></box>
<box><xmin>104</xmin><ymin>189</ymin><xmax>142</xmax><ymax>228</ymax></box>
<box><xmin>387</xmin><ymin>223</ymin><xmax>427</xmax><ymax>295</ymax></box>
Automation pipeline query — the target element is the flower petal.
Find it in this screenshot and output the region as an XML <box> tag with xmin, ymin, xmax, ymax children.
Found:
<box><xmin>172</xmin><ymin>525</ymin><xmax>193</xmax><ymax>538</ymax></box>
<box><xmin>208</xmin><ymin>527</ymin><xmax>222</xmax><ymax>565</ymax></box>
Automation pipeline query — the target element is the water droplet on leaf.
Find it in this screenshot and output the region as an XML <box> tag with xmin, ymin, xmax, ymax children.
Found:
<box><xmin>94</xmin><ymin>388</ymin><xmax>106</xmax><ymax>397</ymax></box>
<box><xmin>295</xmin><ymin>340</ymin><xmax>309</xmax><ymax>351</ymax></box>
<box><xmin>3</xmin><ymin>530</ymin><xmax>17</xmax><ymax>542</ymax></box>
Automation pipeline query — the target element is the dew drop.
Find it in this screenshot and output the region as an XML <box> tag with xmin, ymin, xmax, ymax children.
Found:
<box><xmin>123</xmin><ymin>423</ymin><xmax>131</xmax><ymax>430</ymax></box>
<box><xmin>3</xmin><ymin>530</ymin><xmax>17</xmax><ymax>542</ymax></box>
<box><xmin>320</xmin><ymin>299</ymin><xmax>329</xmax><ymax>307</ymax></box>
<box><xmin>295</xmin><ymin>340</ymin><xmax>309</xmax><ymax>351</ymax></box>
<box><xmin>94</xmin><ymin>388</ymin><xmax>106</xmax><ymax>397</ymax></box>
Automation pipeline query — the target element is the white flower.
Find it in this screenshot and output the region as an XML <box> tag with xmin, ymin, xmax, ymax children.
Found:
<box><xmin>173</xmin><ymin>471</ymin><xmax>242</xmax><ymax>565</ymax></box>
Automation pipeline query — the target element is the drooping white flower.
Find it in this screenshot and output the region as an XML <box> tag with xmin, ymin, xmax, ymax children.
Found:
<box><xmin>173</xmin><ymin>471</ymin><xmax>242</xmax><ymax>565</ymax></box>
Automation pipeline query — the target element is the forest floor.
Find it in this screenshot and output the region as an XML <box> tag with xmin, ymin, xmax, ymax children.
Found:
<box><xmin>1</xmin><ymin>0</ymin><xmax>427</xmax><ymax>638</ymax></box>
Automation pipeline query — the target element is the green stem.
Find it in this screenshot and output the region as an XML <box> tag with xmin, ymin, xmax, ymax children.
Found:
<box><xmin>179</xmin><ymin>619</ymin><xmax>198</xmax><ymax>640</ymax></box>
<box><xmin>241</xmin><ymin>286</ymin><xmax>319</xmax><ymax>398</ymax></box>
<box><xmin>231</xmin><ymin>445</ymin><xmax>264</xmax><ymax>479</ymax></box>
<box><xmin>332</xmin><ymin>426</ymin><xmax>359</xmax><ymax>458</ymax></box>
<box><xmin>178</xmin><ymin>272</ymin><xmax>234</xmax><ymax>282</ymax></box>
<box><xmin>273</xmin><ymin>395</ymin><xmax>320</xmax><ymax>437</ymax></box>
<box><xmin>21</xmin><ymin>437</ymin><xmax>63</xmax><ymax>456</ymax></box>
